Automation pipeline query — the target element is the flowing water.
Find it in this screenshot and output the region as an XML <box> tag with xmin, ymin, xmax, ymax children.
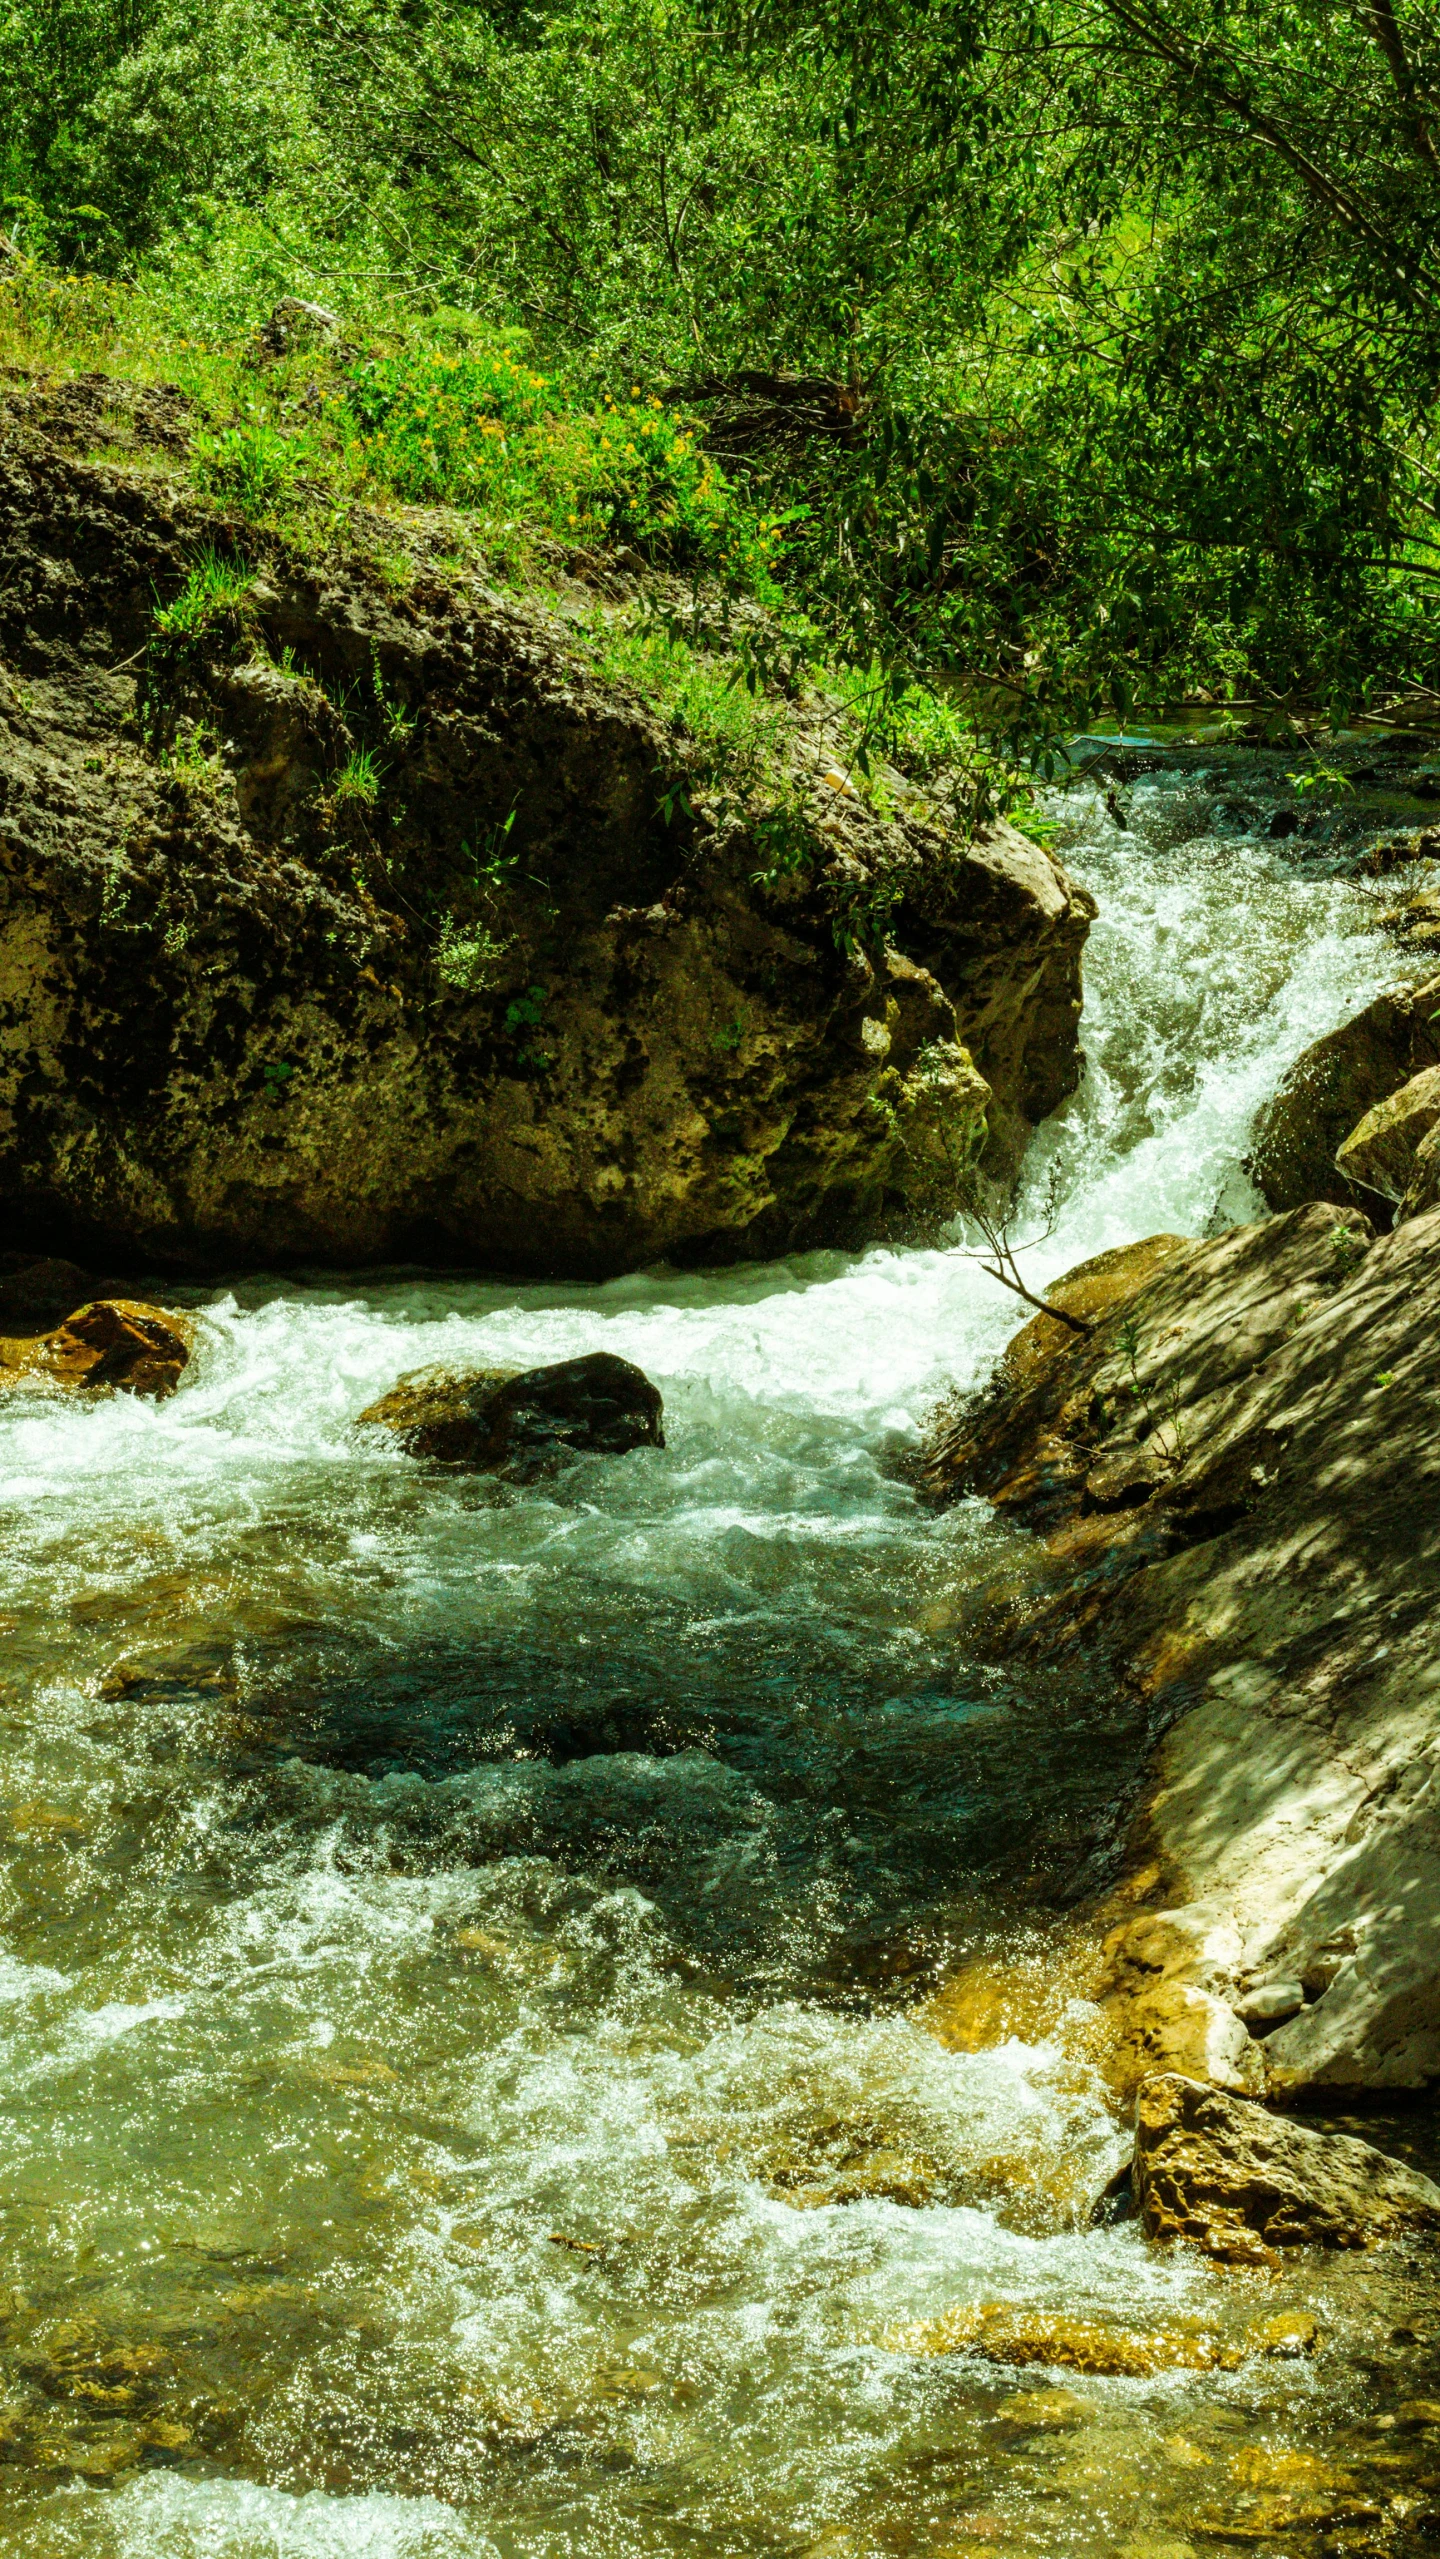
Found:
<box><xmin>2</xmin><ymin>758</ymin><xmax>1439</xmax><ymax>2556</ymax></box>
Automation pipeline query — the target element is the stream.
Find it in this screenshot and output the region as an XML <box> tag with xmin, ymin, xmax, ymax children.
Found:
<box><xmin>2</xmin><ymin>751</ymin><xmax>1439</xmax><ymax>2556</ymax></box>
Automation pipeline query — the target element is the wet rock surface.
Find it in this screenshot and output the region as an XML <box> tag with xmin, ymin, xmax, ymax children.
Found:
<box><xmin>1249</xmin><ymin>973</ymin><xmax>1440</xmax><ymax>1212</ymax></box>
<box><xmin>0</xmin><ymin>379</ymin><xmax>1092</xmax><ymax>1276</ymax></box>
<box><xmin>889</xmin><ymin>2297</ymin><xmax>1325</xmax><ymax>2373</ymax></box>
<box><xmin>357</xmin><ymin>1349</ymin><xmax>664</xmax><ymax>1477</ymax></box>
<box><xmin>0</xmin><ymin>1296</ymin><xmax>193</xmax><ymax>1399</ymax></box>
<box><xmin>1135</xmin><ymin>2073</ymin><xmax>1440</xmax><ymax>2265</ymax></box>
<box><xmin>921</xmin><ymin>1201</ymin><xmax>1440</xmax><ymax>2094</ymax></box>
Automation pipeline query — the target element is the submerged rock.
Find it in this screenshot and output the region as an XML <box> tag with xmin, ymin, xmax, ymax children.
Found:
<box><xmin>1134</xmin><ymin>2073</ymin><xmax>1440</xmax><ymax>2264</ymax></box>
<box><xmin>0</xmin><ymin>384</ymin><xmax>1092</xmax><ymax>1276</ymax></box>
<box><xmin>1248</xmin><ymin>975</ymin><xmax>1440</xmax><ymax>1211</ymax></box>
<box><xmin>920</xmin><ymin>1200</ymin><xmax>1440</xmax><ymax>2096</ymax></box>
<box><xmin>0</xmin><ymin>1298</ymin><xmax>193</xmax><ymax>1399</ymax></box>
<box><xmin>357</xmin><ymin>1350</ymin><xmax>664</xmax><ymax>1478</ymax></box>
<box><xmin>888</xmin><ymin>2296</ymin><xmax>1322</xmax><ymax>2373</ymax></box>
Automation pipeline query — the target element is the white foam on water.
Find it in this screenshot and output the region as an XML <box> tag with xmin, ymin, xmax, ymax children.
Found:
<box><xmin>107</xmin><ymin>2473</ymin><xmax>481</xmax><ymax>2558</ymax></box>
<box><xmin>0</xmin><ymin>766</ymin><xmax>1416</xmax><ymax>2551</ymax></box>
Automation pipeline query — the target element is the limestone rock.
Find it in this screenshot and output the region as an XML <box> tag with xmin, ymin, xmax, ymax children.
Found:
<box><xmin>1249</xmin><ymin>977</ymin><xmax>1440</xmax><ymax>1211</ymax></box>
<box><xmin>1402</xmin><ymin>1116</ymin><xmax>1440</xmax><ymax>1221</ymax></box>
<box><xmin>920</xmin><ymin>1200</ymin><xmax>1440</xmax><ymax>2095</ymax></box>
<box><xmin>1134</xmin><ymin>2073</ymin><xmax>1440</xmax><ymax>2263</ymax></box>
<box><xmin>257</xmin><ymin>296</ymin><xmax>341</xmax><ymax>355</ymax></box>
<box><xmin>0</xmin><ymin>385</ymin><xmax>1092</xmax><ymax>1276</ymax></box>
<box><xmin>1335</xmin><ymin>1064</ymin><xmax>1440</xmax><ymax>1205</ymax></box>
<box><xmin>1236</xmin><ymin>1981</ymin><xmax>1305</xmax><ymax>2031</ymax></box>
<box><xmin>0</xmin><ymin>1298</ymin><xmax>193</xmax><ymax>1400</ymax></box>
<box><xmin>358</xmin><ymin>1350</ymin><xmax>664</xmax><ymax>1479</ymax></box>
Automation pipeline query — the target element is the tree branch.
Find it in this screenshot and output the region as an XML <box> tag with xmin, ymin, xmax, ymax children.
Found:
<box><xmin>1091</xmin><ymin>0</ymin><xmax>1440</xmax><ymax>318</ymax></box>
<box><xmin>1359</xmin><ymin>0</ymin><xmax>1440</xmax><ymax>176</ymax></box>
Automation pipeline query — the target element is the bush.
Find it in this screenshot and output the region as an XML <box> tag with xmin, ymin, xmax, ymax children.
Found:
<box><xmin>343</xmin><ymin>345</ymin><xmax>778</xmax><ymax>582</ymax></box>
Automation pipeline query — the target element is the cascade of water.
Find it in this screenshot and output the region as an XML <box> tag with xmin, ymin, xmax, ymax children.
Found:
<box><xmin>0</xmin><ymin>761</ymin><xmax>1433</xmax><ymax>2558</ymax></box>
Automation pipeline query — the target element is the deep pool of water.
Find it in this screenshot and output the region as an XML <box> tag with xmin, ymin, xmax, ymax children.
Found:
<box><xmin>1</xmin><ymin>763</ymin><xmax>1437</xmax><ymax>2557</ymax></box>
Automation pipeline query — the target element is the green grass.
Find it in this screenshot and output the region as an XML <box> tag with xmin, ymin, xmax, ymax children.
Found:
<box><xmin>152</xmin><ymin>550</ymin><xmax>255</xmax><ymax>644</ymax></box>
<box><xmin>577</xmin><ymin>610</ymin><xmax>792</xmax><ymax>808</ymax></box>
<box><xmin>0</xmin><ymin>254</ymin><xmax>1025</xmax><ymax>845</ymax></box>
<box><xmin>333</xmin><ymin>748</ymin><xmax>383</xmax><ymax>807</ymax></box>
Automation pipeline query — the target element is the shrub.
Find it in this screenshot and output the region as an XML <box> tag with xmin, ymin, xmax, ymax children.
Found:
<box><xmin>343</xmin><ymin>345</ymin><xmax>777</xmax><ymax>582</ymax></box>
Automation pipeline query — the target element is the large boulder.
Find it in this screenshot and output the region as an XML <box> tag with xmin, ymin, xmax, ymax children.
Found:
<box><xmin>0</xmin><ymin>1298</ymin><xmax>193</xmax><ymax>1399</ymax></box>
<box><xmin>1335</xmin><ymin>1063</ymin><xmax>1440</xmax><ymax>1205</ymax></box>
<box><xmin>1134</xmin><ymin>2073</ymin><xmax>1440</xmax><ymax>2265</ymax></box>
<box><xmin>920</xmin><ymin>1201</ymin><xmax>1440</xmax><ymax>2096</ymax></box>
<box><xmin>0</xmin><ymin>381</ymin><xmax>1092</xmax><ymax>1277</ymax></box>
<box><xmin>1249</xmin><ymin>975</ymin><xmax>1440</xmax><ymax>1211</ymax></box>
<box><xmin>358</xmin><ymin>1350</ymin><xmax>664</xmax><ymax>1479</ymax></box>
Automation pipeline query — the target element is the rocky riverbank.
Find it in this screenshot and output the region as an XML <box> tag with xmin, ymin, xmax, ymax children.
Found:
<box><xmin>921</xmin><ymin>1179</ymin><xmax>1440</xmax><ymax>2101</ymax></box>
<box><xmin>0</xmin><ymin>375</ymin><xmax>1091</xmax><ymax>1276</ymax></box>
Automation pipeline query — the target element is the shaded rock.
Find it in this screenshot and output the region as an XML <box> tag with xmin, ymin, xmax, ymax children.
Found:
<box><xmin>358</xmin><ymin>1350</ymin><xmax>664</xmax><ymax>1479</ymax></box>
<box><xmin>1135</xmin><ymin>2073</ymin><xmax>1440</xmax><ymax>2264</ymax></box>
<box><xmin>1335</xmin><ymin>1065</ymin><xmax>1440</xmax><ymax>1205</ymax></box>
<box><xmin>1249</xmin><ymin>976</ymin><xmax>1440</xmax><ymax>1211</ymax></box>
<box><xmin>1402</xmin><ymin>1116</ymin><xmax>1440</xmax><ymax>1221</ymax></box>
<box><xmin>1362</xmin><ymin>827</ymin><xmax>1440</xmax><ymax>873</ymax></box>
<box><xmin>0</xmin><ymin>391</ymin><xmax>1092</xmax><ymax>1276</ymax></box>
<box><xmin>0</xmin><ymin>1299</ymin><xmax>193</xmax><ymax>1399</ymax></box>
<box><xmin>257</xmin><ymin>297</ymin><xmax>341</xmax><ymax>356</ymax></box>
<box><xmin>919</xmin><ymin>1200</ymin><xmax>1440</xmax><ymax>2095</ymax></box>
<box><xmin>0</xmin><ymin>1254</ymin><xmax>103</xmax><ymax>1328</ymax></box>
<box><xmin>1379</xmin><ymin>884</ymin><xmax>1440</xmax><ymax>949</ymax></box>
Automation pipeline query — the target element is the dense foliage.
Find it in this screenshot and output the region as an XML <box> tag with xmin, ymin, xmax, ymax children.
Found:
<box><xmin>5</xmin><ymin>0</ymin><xmax>1440</xmax><ymax>738</ymax></box>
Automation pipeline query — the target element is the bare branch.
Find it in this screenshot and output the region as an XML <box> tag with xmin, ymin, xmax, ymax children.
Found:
<box><xmin>956</xmin><ymin>1179</ymin><xmax>1093</xmax><ymax>1335</ymax></box>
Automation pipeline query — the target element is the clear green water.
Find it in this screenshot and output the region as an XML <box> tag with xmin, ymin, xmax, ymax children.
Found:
<box><xmin>0</xmin><ymin>770</ymin><xmax>1436</xmax><ymax>2556</ymax></box>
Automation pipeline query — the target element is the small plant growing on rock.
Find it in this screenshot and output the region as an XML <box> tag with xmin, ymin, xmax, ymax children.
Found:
<box><xmin>434</xmin><ymin>916</ymin><xmax>512</xmax><ymax>994</ymax></box>
<box><xmin>193</xmin><ymin>418</ymin><xmax>305</xmax><ymax>517</ymax></box>
<box><xmin>1114</xmin><ymin>1317</ymin><xmax>1188</xmax><ymax>1462</ymax></box>
<box><xmin>156</xmin><ymin>717</ymin><xmax>224</xmax><ymax>797</ymax></box>
<box><xmin>334</xmin><ymin>749</ymin><xmax>382</xmax><ymax>808</ymax></box>
<box><xmin>152</xmin><ymin>552</ymin><xmax>254</xmax><ymax>649</ymax></box>
<box><xmin>1329</xmin><ymin>1223</ymin><xmax>1369</xmax><ymax>1282</ymax></box>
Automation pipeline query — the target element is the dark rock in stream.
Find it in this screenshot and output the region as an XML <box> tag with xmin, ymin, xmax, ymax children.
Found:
<box><xmin>357</xmin><ymin>1349</ymin><xmax>664</xmax><ymax>1479</ymax></box>
<box><xmin>1135</xmin><ymin>2073</ymin><xmax>1440</xmax><ymax>2266</ymax></box>
<box><xmin>0</xmin><ymin>1296</ymin><xmax>193</xmax><ymax>1399</ymax></box>
<box><xmin>0</xmin><ymin>1253</ymin><xmax>108</xmax><ymax>1328</ymax></box>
